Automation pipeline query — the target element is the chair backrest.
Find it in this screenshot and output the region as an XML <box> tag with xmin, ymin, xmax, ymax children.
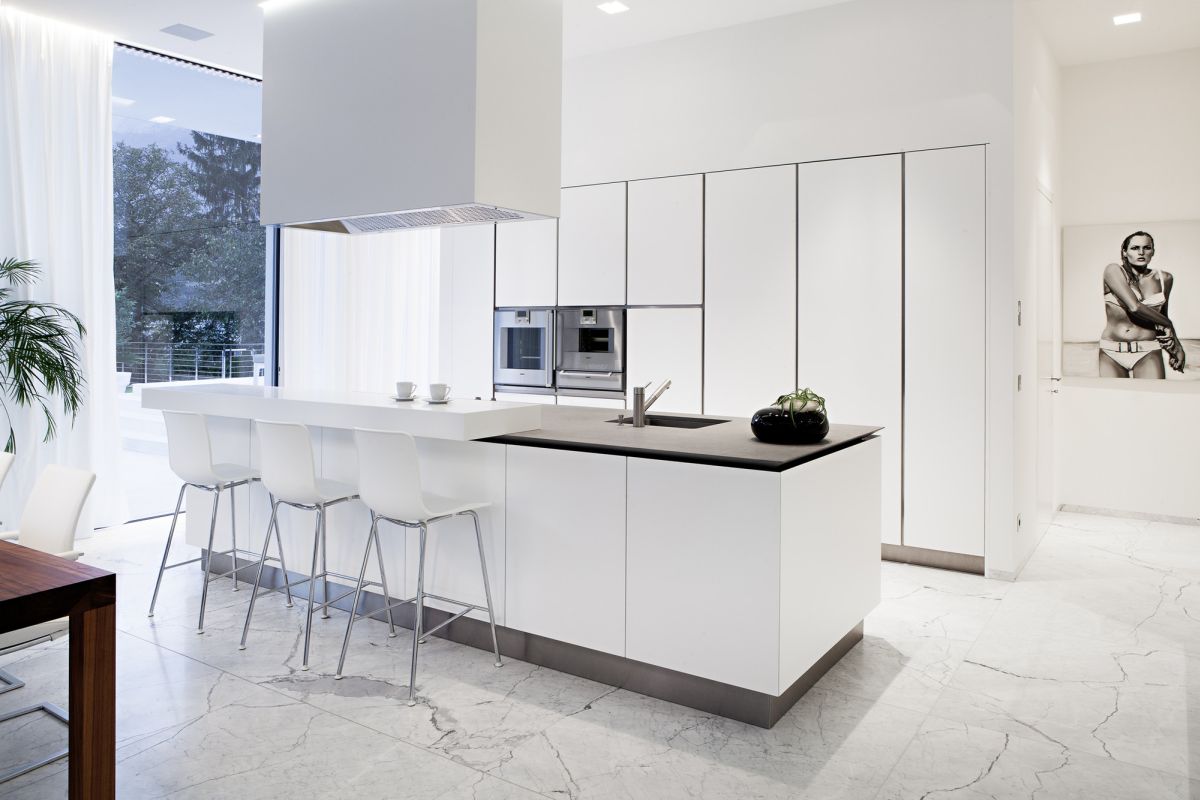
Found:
<box><xmin>255</xmin><ymin>420</ymin><xmax>321</xmax><ymax>505</ymax></box>
<box><xmin>163</xmin><ymin>411</ymin><xmax>217</xmax><ymax>485</ymax></box>
<box><xmin>0</xmin><ymin>451</ymin><xmax>14</xmax><ymax>491</ymax></box>
<box><xmin>19</xmin><ymin>464</ymin><xmax>96</xmax><ymax>554</ymax></box>
<box><xmin>354</xmin><ymin>429</ymin><xmax>430</xmax><ymax>521</ymax></box>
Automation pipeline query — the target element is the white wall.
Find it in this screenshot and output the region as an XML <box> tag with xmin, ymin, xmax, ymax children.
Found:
<box><xmin>1055</xmin><ymin>48</ymin><xmax>1200</xmax><ymax>521</ymax></box>
<box><xmin>563</xmin><ymin>0</ymin><xmax>1022</xmax><ymax>574</ymax></box>
<box><xmin>1006</xmin><ymin>0</ymin><xmax>1061</xmax><ymax>578</ymax></box>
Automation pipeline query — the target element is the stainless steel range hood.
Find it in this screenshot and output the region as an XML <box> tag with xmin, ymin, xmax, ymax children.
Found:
<box><xmin>260</xmin><ymin>0</ymin><xmax>562</xmax><ymax>233</ymax></box>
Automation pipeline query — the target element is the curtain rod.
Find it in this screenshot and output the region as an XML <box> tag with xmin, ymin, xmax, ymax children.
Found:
<box><xmin>115</xmin><ymin>41</ymin><xmax>262</xmax><ymax>84</ymax></box>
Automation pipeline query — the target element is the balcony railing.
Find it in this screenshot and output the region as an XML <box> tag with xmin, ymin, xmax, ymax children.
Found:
<box><xmin>116</xmin><ymin>342</ymin><xmax>264</xmax><ymax>384</ymax></box>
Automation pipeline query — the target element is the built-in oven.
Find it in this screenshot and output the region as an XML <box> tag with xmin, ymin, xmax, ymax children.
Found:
<box><xmin>556</xmin><ymin>307</ymin><xmax>625</xmax><ymax>394</ymax></box>
<box><xmin>494</xmin><ymin>308</ymin><xmax>555</xmax><ymax>392</ymax></box>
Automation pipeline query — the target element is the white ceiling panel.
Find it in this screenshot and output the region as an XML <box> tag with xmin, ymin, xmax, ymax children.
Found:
<box><xmin>1030</xmin><ymin>0</ymin><xmax>1200</xmax><ymax>66</ymax></box>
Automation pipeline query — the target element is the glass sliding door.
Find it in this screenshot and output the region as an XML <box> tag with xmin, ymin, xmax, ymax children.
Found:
<box><xmin>111</xmin><ymin>46</ymin><xmax>266</xmax><ymax>519</ymax></box>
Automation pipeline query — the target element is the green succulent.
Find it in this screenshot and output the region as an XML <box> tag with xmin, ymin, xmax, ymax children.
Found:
<box><xmin>774</xmin><ymin>388</ymin><xmax>826</xmax><ymax>426</ymax></box>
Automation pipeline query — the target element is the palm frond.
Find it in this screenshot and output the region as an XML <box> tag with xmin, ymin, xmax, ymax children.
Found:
<box><xmin>0</xmin><ymin>258</ymin><xmax>41</xmax><ymax>286</ymax></box>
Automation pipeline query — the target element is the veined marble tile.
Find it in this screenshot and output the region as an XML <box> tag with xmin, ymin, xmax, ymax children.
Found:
<box><xmin>1018</xmin><ymin>522</ymin><xmax>1200</xmax><ymax>584</ymax></box>
<box><xmin>930</xmin><ymin>626</ymin><xmax>1200</xmax><ymax>779</ymax></box>
<box><xmin>491</xmin><ymin>686</ymin><xmax>924</xmax><ymax>800</ymax></box>
<box><xmin>1049</xmin><ymin>511</ymin><xmax>1152</xmax><ymax>535</ymax></box>
<box><xmin>814</xmin><ymin>633</ymin><xmax>972</xmax><ymax>714</ymax></box>
<box><xmin>877</xmin><ymin>716</ymin><xmax>1193</xmax><ymax>799</ymax></box>
<box><xmin>867</xmin><ymin>562</ymin><xmax>1009</xmax><ymax>643</ymax></box>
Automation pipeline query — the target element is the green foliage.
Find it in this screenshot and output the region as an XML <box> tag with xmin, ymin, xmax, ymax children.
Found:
<box><xmin>774</xmin><ymin>388</ymin><xmax>827</xmax><ymax>427</ymax></box>
<box><xmin>113</xmin><ymin>130</ymin><xmax>265</xmax><ymax>349</ymax></box>
<box><xmin>0</xmin><ymin>258</ymin><xmax>86</xmax><ymax>452</ymax></box>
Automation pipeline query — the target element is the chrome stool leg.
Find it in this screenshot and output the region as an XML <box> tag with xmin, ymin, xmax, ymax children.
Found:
<box><xmin>269</xmin><ymin>493</ymin><xmax>294</xmax><ymax>608</ymax></box>
<box><xmin>230</xmin><ymin>480</ymin><xmax>240</xmax><ymax>591</ymax></box>
<box><xmin>240</xmin><ymin>500</ymin><xmax>282</xmax><ymax>650</ymax></box>
<box><xmin>148</xmin><ymin>483</ymin><xmax>188</xmax><ymax>618</ymax></box>
<box><xmin>468</xmin><ymin>510</ymin><xmax>503</xmax><ymax>668</ymax></box>
<box><xmin>372</xmin><ymin>513</ymin><xmax>397</xmax><ymax>639</ymax></box>
<box><xmin>0</xmin><ymin>667</ymin><xmax>25</xmax><ymax>695</ymax></box>
<box><xmin>335</xmin><ymin>515</ymin><xmax>380</xmax><ymax>679</ymax></box>
<box><xmin>301</xmin><ymin>506</ymin><xmax>324</xmax><ymax>670</ymax></box>
<box><xmin>197</xmin><ymin>487</ymin><xmax>222</xmax><ymax>634</ymax></box>
<box><xmin>407</xmin><ymin>522</ymin><xmax>428</xmax><ymax>706</ymax></box>
<box><xmin>320</xmin><ymin>508</ymin><xmax>331</xmax><ymax>619</ymax></box>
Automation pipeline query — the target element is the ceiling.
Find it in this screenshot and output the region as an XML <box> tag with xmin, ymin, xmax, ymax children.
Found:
<box><xmin>6</xmin><ymin>0</ymin><xmax>1200</xmax><ymax>76</ymax></box>
<box><xmin>1030</xmin><ymin>0</ymin><xmax>1200</xmax><ymax>66</ymax></box>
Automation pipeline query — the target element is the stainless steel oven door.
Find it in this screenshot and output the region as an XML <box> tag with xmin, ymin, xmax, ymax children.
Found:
<box><xmin>494</xmin><ymin>309</ymin><xmax>554</xmax><ymax>388</ymax></box>
<box><xmin>556</xmin><ymin>307</ymin><xmax>624</xmax><ymax>391</ymax></box>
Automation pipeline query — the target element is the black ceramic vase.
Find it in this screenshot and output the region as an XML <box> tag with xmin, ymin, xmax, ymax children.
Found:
<box><xmin>750</xmin><ymin>406</ymin><xmax>829</xmax><ymax>444</ymax></box>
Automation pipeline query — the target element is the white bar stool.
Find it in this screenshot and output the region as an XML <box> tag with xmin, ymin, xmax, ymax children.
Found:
<box><xmin>240</xmin><ymin>420</ymin><xmax>361</xmax><ymax>670</ymax></box>
<box><xmin>335</xmin><ymin>429</ymin><xmax>501</xmax><ymax>705</ymax></box>
<box><xmin>151</xmin><ymin>411</ymin><xmax>289</xmax><ymax>633</ymax></box>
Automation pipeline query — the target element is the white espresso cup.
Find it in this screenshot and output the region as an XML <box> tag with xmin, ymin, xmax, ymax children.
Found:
<box><xmin>395</xmin><ymin>381</ymin><xmax>416</xmax><ymax>399</ymax></box>
<box><xmin>429</xmin><ymin>383</ymin><xmax>451</xmax><ymax>402</ymax></box>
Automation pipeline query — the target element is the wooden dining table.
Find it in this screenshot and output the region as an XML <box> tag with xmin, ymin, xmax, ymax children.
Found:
<box><xmin>0</xmin><ymin>539</ymin><xmax>116</xmax><ymax>798</ymax></box>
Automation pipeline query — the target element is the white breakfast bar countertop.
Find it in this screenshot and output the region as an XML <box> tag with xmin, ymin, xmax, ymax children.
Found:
<box><xmin>140</xmin><ymin>383</ymin><xmax>543</xmax><ymax>441</ymax></box>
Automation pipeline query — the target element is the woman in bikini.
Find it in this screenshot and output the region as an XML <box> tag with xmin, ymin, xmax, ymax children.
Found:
<box><xmin>1099</xmin><ymin>230</ymin><xmax>1185</xmax><ymax>378</ymax></box>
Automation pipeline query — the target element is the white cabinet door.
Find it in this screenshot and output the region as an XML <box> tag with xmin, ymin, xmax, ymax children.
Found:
<box><xmin>797</xmin><ymin>155</ymin><xmax>902</xmax><ymax>545</ymax></box>
<box><xmin>626</xmin><ymin>308</ymin><xmax>702</xmax><ymax>414</ymax></box>
<box><xmin>505</xmin><ymin>446</ymin><xmax>627</xmax><ymax>655</ymax></box>
<box><xmin>495</xmin><ymin>218</ymin><xmax>557</xmax><ymax>307</ymax></box>
<box><xmin>558</xmin><ymin>183</ymin><xmax>626</xmax><ymax>306</ymax></box>
<box><xmin>903</xmin><ymin>146</ymin><xmax>986</xmax><ymax>556</ymax></box>
<box><xmin>626</xmin><ymin>458</ymin><xmax>781</xmax><ymax>693</ymax></box>
<box><xmin>627</xmin><ymin>175</ymin><xmax>703</xmax><ymax>305</ymax></box>
<box><xmin>441</xmin><ymin>225</ymin><xmax>495</xmax><ymax>400</ymax></box>
<box><xmin>704</xmin><ymin>165</ymin><xmax>796</xmax><ymax>417</ymax></box>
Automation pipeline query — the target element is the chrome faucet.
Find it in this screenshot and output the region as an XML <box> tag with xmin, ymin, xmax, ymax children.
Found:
<box><xmin>632</xmin><ymin>379</ymin><xmax>671</xmax><ymax>427</ymax></box>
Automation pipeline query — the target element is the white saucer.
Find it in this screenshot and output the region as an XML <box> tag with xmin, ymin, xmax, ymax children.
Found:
<box><xmin>392</xmin><ymin>395</ymin><xmax>417</xmax><ymax>402</ymax></box>
<box><xmin>425</xmin><ymin>398</ymin><xmax>451</xmax><ymax>405</ymax></box>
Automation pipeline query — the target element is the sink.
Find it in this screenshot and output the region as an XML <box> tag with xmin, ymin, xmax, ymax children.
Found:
<box><xmin>606</xmin><ymin>414</ymin><xmax>728</xmax><ymax>429</ymax></box>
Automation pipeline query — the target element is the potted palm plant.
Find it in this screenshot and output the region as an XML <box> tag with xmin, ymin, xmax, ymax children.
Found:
<box><xmin>0</xmin><ymin>257</ymin><xmax>86</xmax><ymax>452</ymax></box>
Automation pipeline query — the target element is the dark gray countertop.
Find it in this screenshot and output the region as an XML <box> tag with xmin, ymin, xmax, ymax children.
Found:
<box><xmin>483</xmin><ymin>405</ymin><xmax>882</xmax><ymax>471</ymax></box>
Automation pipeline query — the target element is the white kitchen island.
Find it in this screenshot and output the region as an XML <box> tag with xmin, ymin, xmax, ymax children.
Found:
<box><xmin>142</xmin><ymin>384</ymin><xmax>881</xmax><ymax>727</ymax></box>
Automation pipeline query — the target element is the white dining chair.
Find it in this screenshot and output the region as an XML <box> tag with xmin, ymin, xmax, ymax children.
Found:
<box><xmin>0</xmin><ymin>463</ymin><xmax>94</xmax><ymax>785</ymax></box>
<box><xmin>335</xmin><ymin>429</ymin><xmax>501</xmax><ymax>705</ymax></box>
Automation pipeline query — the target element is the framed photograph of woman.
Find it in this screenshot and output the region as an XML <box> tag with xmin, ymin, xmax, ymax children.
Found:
<box><xmin>1062</xmin><ymin>221</ymin><xmax>1199</xmax><ymax>380</ymax></box>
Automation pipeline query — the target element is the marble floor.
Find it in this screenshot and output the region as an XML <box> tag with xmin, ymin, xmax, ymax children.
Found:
<box><xmin>1</xmin><ymin>510</ymin><xmax>1198</xmax><ymax>799</ymax></box>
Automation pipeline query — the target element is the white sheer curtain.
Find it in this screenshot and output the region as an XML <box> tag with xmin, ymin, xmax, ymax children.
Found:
<box><xmin>281</xmin><ymin>227</ymin><xmax>443</xmax><ymax>394</ymax></box>
<box><xmin>0</xmin><ymin>8</ymin><xmax>123</xmax><ymax>533</ymax></box>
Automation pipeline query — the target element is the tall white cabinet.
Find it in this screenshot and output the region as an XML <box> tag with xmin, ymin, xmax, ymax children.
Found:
<box><xmin>903</xmin><ymin>146</ymin><xmax>986</xmax><ymax>557</ymax></box>
<box><xmin>796</xmin><ymin>156</ymin><xmax>903</xmax><ymax>546</ymax></box>
<box><xmin>704</xmin><ymin>165</ymin><xmax>797</xmax><ymax>417</ymax></box>
<box><xmin>558</xmin><ymin>183</ymin><xmax>626</xmax><ymax>306</ymax></box>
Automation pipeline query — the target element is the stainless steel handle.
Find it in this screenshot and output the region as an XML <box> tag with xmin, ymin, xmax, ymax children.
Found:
<box><xmin>558</xmin><ymin>371</ymin><xmax>614</xmax><ymax>378</ymax></box>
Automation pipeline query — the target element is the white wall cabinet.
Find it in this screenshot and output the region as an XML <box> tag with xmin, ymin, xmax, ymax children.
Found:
<box><xmin>903</xmin><ymin>146</ymin><xmax>986</xmax><ymax>556</ymax></box>
<box><xmin>627</xmin><ymin>175</ymin><xmax>703</xmax><ymax>305</ymax></box>
<box><xmin>625</xmin><ymin>308</ymin><xmax>703</xmax><ymax>414</ymax></box>
<box><xmin>441</xmin><ymin>225</ymin><xmax>495</xmax><ymax>400</ymax></box>
<box><xmin>558</xmin><ymin>183</ymin><xmax>626</xmax><ymax>306</ymax></box>
<box><xmin>797</xmin><ymin>155</ymin><xmax>902</xmax><ymax>545</ymax></box>
<box><xmin>704</xmin><ymin>165</ymin><xmax>797</xmax><ymax>416</ymax></box>
<box><xmin>505</xmin><ymin>445</ymin><xmax>627</xmax><ymax>655</ymax></box>
<box><xmin>495</xmin><ymin>218</ymin><xmax>557</xmax><ymax>308</ymax></box>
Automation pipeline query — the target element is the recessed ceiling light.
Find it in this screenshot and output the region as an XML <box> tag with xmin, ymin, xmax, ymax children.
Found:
<box><xmin>1113</xmin><ymin>12</ymin><xmax>1142</xmax><ymax>25</ymax></box>
<box><xmin>111</xmin><ymin>96</ymin><xmax>135</xmax><ymax>107</ymax></box>
<box><xmin>254</xmin><ymin>133</ymin><xmax>262</xmax><ymax>140</ymax></box>
<box><xmin>160</xmin><ymin>23</ymin><xmax>214</xmax><ymax>41</ymax></box>
<box><xmin>149</xmin><ymin>115</ymin><xmax>175</xmax><ymax>124</ymax></box>
<box><xmin>597</xmin><ymin>1</ymin><xmax>629</xmax><ymax>14</ymax></box>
